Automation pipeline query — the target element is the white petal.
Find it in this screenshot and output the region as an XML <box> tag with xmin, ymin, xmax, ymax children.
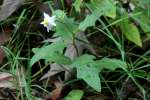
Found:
<box><xmin>52</xmin><ymin>23</ymin><xmax>56</xmax><ymax>26</ymax></box>
<box><xmin>44</xmin><ymin>12</ymin><xmax>50</xmax><ymax>19</ymax></box>
<box><xmin>42</xmin><ymin>12</ymin><xmax>56</xmax><ymax>32</ymax></box>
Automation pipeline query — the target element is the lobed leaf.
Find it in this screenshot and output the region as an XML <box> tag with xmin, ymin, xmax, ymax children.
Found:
<box><xmin>95</xmin><ymin>58</ymin><xmax>127</xmax><ymax>71</ymax></box>
<box><xmin>77</xmin><ymin>65</ymin><xmax>101</xmax><ymax>92</ymax></box>
<box><xmin>71</xmin><ymin>54</ymin><xmax>95</xmax><ymax>67</ymax></box>
<box><xmin>71</xmin><ymin>54</ymin><xmax>101</xmax><ymax>92</ymax></box>
<box><xmin>79</xmin><ymin>0</ymin><xmax>116</xmax><ymax>31</ymax></box>
<box><xmin>54</xmin><ymin>10</ymin><xmax>78</xmax><ymax>43</ymax></box>
<box><xmin>30</xmin><ymin>40</ymin><xmax>70</xmax><ymax>66</ymax></box>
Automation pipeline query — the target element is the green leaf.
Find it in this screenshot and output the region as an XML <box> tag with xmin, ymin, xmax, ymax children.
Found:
<box><xmin>77</xmin><ymin>64</ymin><xmax>101</xmax><ymax>92</ymax></box>
<box><xmin>50</xmin><ymin>52</ymin><xmax>72</xmax><ymax>65</ymax></box>
<box><xmin>119</xmin><ymin>11</ymin><xmax>142</xmax><ymax>47</ymax></box>
<box><xmin>64</xmin><ymin>90</ymin><xmax>84</xmax><ymax>100</ymax></box>
<box><xmin>122</xmin><ymin>23</ymin><xmax>142</xmax><ymax>47</ymax></box>
<box><xmin>53</xmin><ymin>10</ymin><xmax>66</xmax><ymax>20</ymax></box>
<box><xmin>132</xmin><ymin>9</ymin><xmax>150</xmax><ymax>35</ymax></box>
<box><xmin>71</xmin><ymin>54</ymin><xmax>95</xmax><ymax>67</ymax></box>
<box><xmin>79</xmin><ymin>0</ymin><xmax>116</xmax><ymax>31</ymax></box>
<box><xmin>104</xmin><ymin>0</ymin><xmax>116</xmax><ymax>18</ymax></box>
<box><xmin>73</xmin><ymin>0</ymin><xmax>83</xmax><ymax>12</ymax></box>
<box><xmin>118</xmin><ymin>9</ymin><xmax>142</xmax><ymax>47</ymax></box>
<box><xmin>71</xmin><ymin>54</ymin><xmax>101</xmax><ymax>92</ymax></box>
<box><xmin>30</xmin><ymin>41</ymin><xmax>69</xmax><ymax>66</ymax></box>
<box><xmin>54</xmin><ymin>10</ymin><xmax>78</xmax><ymax>43</ymax></box>
<box><xmin>95</xmin><ymin>58</ymin><xmax>127</xmax><ymax>71</ymax></box>
<box><xmin>79</xmin><ymin>10</ymin><xmax>101</xmax><ymax>31</ymax></box>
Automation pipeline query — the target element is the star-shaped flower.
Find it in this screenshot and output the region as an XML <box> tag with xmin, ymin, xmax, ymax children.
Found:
<box><xmin>41</xmin><ymin>12</ymin><xmax>56</xmax><ymax>32</ymax></box>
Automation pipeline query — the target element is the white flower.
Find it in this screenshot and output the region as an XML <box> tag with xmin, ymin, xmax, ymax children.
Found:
<box><xmin>41</xmin><ymin>12</ymin><xmax>56</xmax><ymax>32</ymax></box>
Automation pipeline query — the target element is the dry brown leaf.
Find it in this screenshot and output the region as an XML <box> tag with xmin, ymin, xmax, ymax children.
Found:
<box><xmin>0</xmin><ymin>72</ymin><xmax>15</xmax><ymax>89</ymax></box>
<box><xmin>0</xmin><ymin>72</ymin><xmax>12</xmax><ymax>82</ymax></box>
<box><xmin>0</xmin><ymin>67</ymin><xmax>25</xmax><ymax>89</ymax></box>
<box><xmin>40</xmin><ymin>63</ymin><xmax>64</xmax><ymax>80</ymax></box>
<box><xmin>0</xmin><ymin>49</ymin><xmax>5</xmax><ymax>64</ymax></box>
<box><xmin>46</xmin><ymin>81</ymin><xmax>63</xmax><ymax>100</ymax></box>
<box><xmin>0</xmin><ymin>32</ymin><xmax>10</xmax><ymax>64</ymax></box>
<box><xmin>0</xmin><ymin>33</ymin><xmax>10</xmax><ymax>45</ymax></box>
<box><xmin>0</xmin><ymin>0</ymin><xmax>24</xmax><ymax>21</ymax></box>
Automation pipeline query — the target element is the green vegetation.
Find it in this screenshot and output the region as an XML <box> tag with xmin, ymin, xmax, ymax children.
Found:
<box><xmin>0</xmin><ymin>0</ymin><xmax>150</xmax><ymax>99</ymax></box>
